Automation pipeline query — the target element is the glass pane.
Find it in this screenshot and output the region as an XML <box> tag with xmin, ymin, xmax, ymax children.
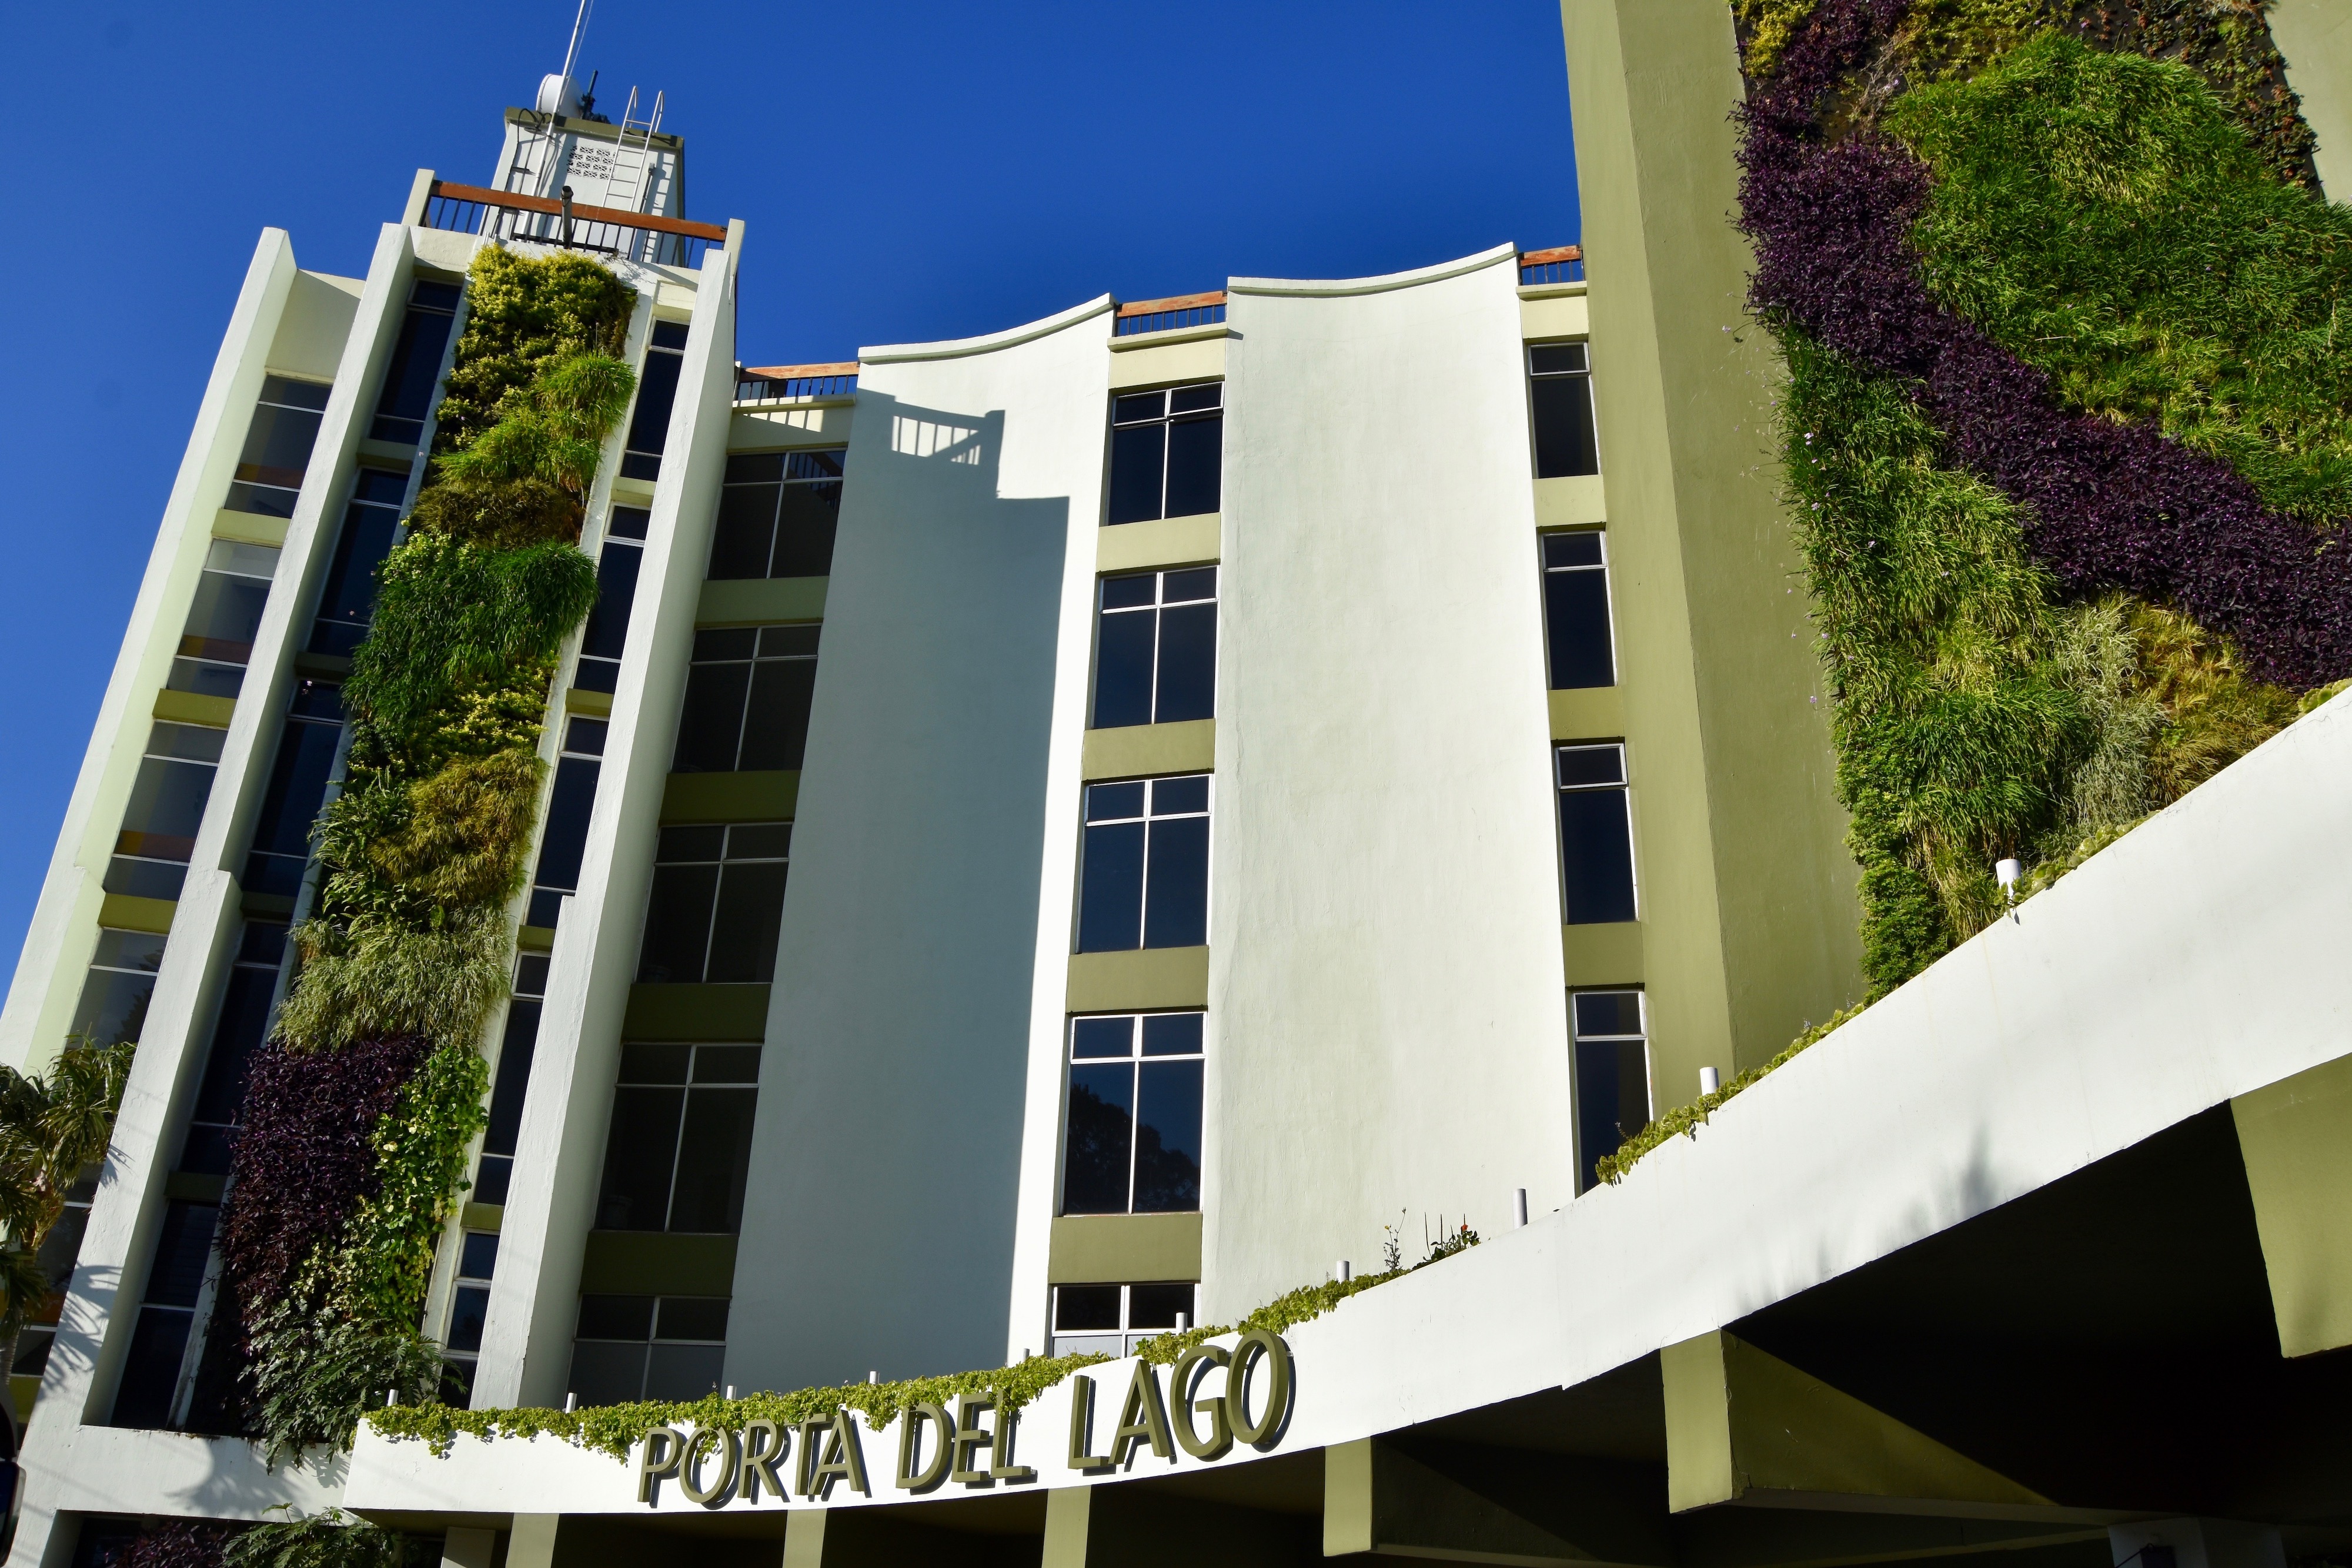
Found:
<box><xmin>248</xmin><ymin>715</ymin><xmax>343</xmax><ymax>860</ymax></box>
<box><xmin>1164</xmin><ymin>415</ymin><xmax>1222</xmax><ymax>519</ymax></box>
<box><xmin>1112</xmin><ymin>392</ymin><xmax>1165</xmax><ymax>424</ymax></box>
<box><xmin>758</xmin><ymin>626</ymin><xmax>820</xmax><ymax>658</ymax></box>
<box><xmin>576</xmin><ymin>1294</ymin><xmax>656</xmax><ymax>1339</ymax></box>
<box><xmin>726</xmin><ymin>453</ymin><xmax>787</xmax><ymax>484</ymax></box>
<box><xmin>70</xmin><ymin>968</ymin><xmax>154</xmax><ymax>1049</ymax></box>
<box><xmin>657</xmin><ymin>1297</ymin><xmax>731</xmax><ymax>1340</ymax></box>
<box><xmin>458</xmin><ymin>1232</ymin><xmax>500</xmax><ymax>1280</ymax></box>
<box><xmin>564</xmin><ymin>720</ymin><xmax>608</xmax><ymax>758</ymax></box>
<box><xmin>1128</xmin><ymin>1281</ymin><xmax>1194</xmax><ymax>1328</ymax></box>
<box><xmin>1162</xmin><ymin>567</ymin><xmax>1217</xmax><ymax>604</ymax></box>
<box><xmin>737</xmin><ymin>659</ymin><xmax>818</xmax><ymax>771</ymax></box>
<box><xmin>1099</xmin><ymin>574</ymin><xmax>1156</xmax><ymax>611</ymax></box>
<box><xmin>1091</xmin><ymin>608</ymin><xmax>1157</xmax><ymax>730</ymax></box>
<box><xmin>693</xmin><ymin>1045</ymin><xmax>763</xmax><ymax>1084</ymax></box>
<box><xmin>1152</xmin><ymin>602</ymin><xmax>1216</xmax><ymax>724</ymax></box>
<box><xmin>259</xmin><ymin>375</ymin><xmax>331</xmax><ymax>412</ymax></box>
<box><xmin>534</xmin><ymin>757</ymin><xmax>601</xmax><ymax>892</ymax></box>
<box><xmin>1545</xmin><ymin>569</ymin><xmax>1615</xmax><ymax>690</ymax></box>
<box><xmin>1085</xmin><ymin>781</ymin><xmax>1146</xmax><ymax>824</ymax></box>
<box><xmin>182</xmin><ymin>572</ymin><xmax>271</xmax><ymax>650</ymax></box>
<box><xmin>637</xmin><ymin>864</ymin><xmax>720</xmax><ymax>984</ymax></box>
<box><xmin>1107</xmin><ymin>423</ymin><xmax>1167</xmax><ymax>526</ymax></box>
<box><xmin>1529</xmin><ymin>342</ymin><xmax>1589</xmax><ymax>376</ymax></box>
<box><xmin>657</xmin><ymin>825</ymin><xmax>727</xmax><ymax>863</ymax></box>
<box><xmin>624</xmin><ymin>345</ymin><xmax>686</xmax><ymax>457</ymax></box>
<box><xmin>619</xmin><ymin>1043</ymin><xmax>693</xmax><ymax>1084</ymax></box>
<box><xmin>192</xmin><ymin>966</ymin><xmax>276</xmax><ymax>1125</ymax></box>
<box><xmin>726</xmin><ymin>823</ymin><xmax>793</xmax><ymax>860</ymax></box>
<box><xmin>372</xmin><ymin>304</ymin><xmax>456</xmax><ymax>433</ymax></box>
<box><xmin>706</xmin><ymin>861</ymin><xmax>789</xmax><ymax>984</ymax></box>
<box><xmin>580</xmin><ymin>541</ymin><xmax>643</xmax><ymax>662</ymax></box>
<box><xmin>224</xmin><ymin>481</ymin><xmax>300</xmax><ymax>519</ymax></box>
<box><xmin>1144</xmin><ymin>817</ymin><xmax>1210</xmax><ymax>949</ymax></box>
<box><xmin>91</xmin><ymin>930</ymin><xmax>168</xmax><ymax>972</ymax></box>
<box><xmin>12</xmin><ymin>1328</ymin><xmax>54</xmax><ymax>1377</ymax></box>
<box><xmin>120</xmin><ymin>756</ymin><xmax>216</xmax><ymax>843</ymax></box>
<box><xmin>310</xmin><ymin>496</ymin><xmax>401</xmax><ymax>651</ymax></box>
<box><xmin>167</xmin><ymin>659</ymin><xmax>246</xmax><ymax>699</ymax></box>
<box><xmin>1071</xmin><ymin>1017</ymin><xmax>1133</xmax><ymax>1059</ymax></box>
<box><xmin>1054</xmin><ymin>1283</ymin><xmax>1121</xmax><ymax>1331</ymax></box>
<box><xmin>709</xmin><ymin>484</ymin><xmax>780</xmax><ymax>580</ymax></box>
<box><xmin>1575</xmin><ymin>1038</ymin><xmax>1651</xmax><ymax>1192</ymax></box>
<box><xmin>1532</xmin><ymin>375</ymin><xmax>1600</xmax><ymax>479</ymax></box>
<box><xmin>609</xmin><ymin>506</ymin><xmax>653</xmax><ymax>541</ymax></box>
<box><xmin>1132</xmin><ymin>1059</ymin><xmax>1203</xmax><ymax>1212</ymax></box>
<box><xmin>236</xmin><ymin>401</ymin><xmax>323</xmax><ymax>489</ymax></box>
<box><xmin>669</xmin><ymin>1087</ymin><xmax>759</xmax><ymax>1232</ymax></box>
<box><xmin>1150</xmin><ymin>775</ymin><xmax>1208</xmax><ymax>816</ymax></box>
<box><xmin>651</xmin><ymin>320</ymin><xmax>691</xmax><ymax>350</ymax></box>
<box><xmin>103</xmin><ymin>858</ymin><xmax>187</xmax><ymax>901</ymax></box>
<box><xmin>673</xmin><ymin>663</ymin><xmax>751</xmax><ymax>773</ymax></box>
<box><xmin>769</xmin><ymin>482</ymin><xmax>840</xmax><ymax>578</ymax></box>
<box><xmin>1062</xmin><ymin>1064</ymin><xmax>1135</xmax><ymax>1214</ymax></box>
<box><xmin>472</xmin><ymin>1155</ymin><xmax>512</xmax><ymax>1206</ymax></box>
<box><xmin>1556</xmin><ymin>746</ymin><xmax>1625</xmax><ymax>788</ymax></box>
<box><xmin>1542</xmin><ymin>531</ymin><xmax>1604</xmax><ymax>570</ymax></box>
<box><xmin>594</xmin><ymin>1086</ymin><xmax>686</xmax><ymax>1231</ymax></box>
<box><xmin>644</xmin><ymin>1342</ymin><xmax>725</xmax><ymax>1400</ymax></box>
<box><xmin>784</xmin><ymin>449</ymin><xmax>845</xmax><ymax>481</ymax></box>
<box><xmin>1168</xmin><ymin>383</ymin><xmax>1222</xmax><ymax>415</ymax></box>
<box><xmin>1140</xmin><ymin>1012</ymin><xmax>1203</xmax><ymax>1057</ymax></box>
<box><xmin>567</xmin><ymin>1339</ymin><xmax>649</xmax><ymax>1405</ymax></box>
<box><xmin>1076</xmin><ymin>821</ymin><xmax>1146</xmax><ymax>953</ymax></box>
<box><xmin>1559</xmin><ymin>788</ymin><xmax>1637</xmax><ymax>925</ymax></box>
<box><xmin>446</xmin><ymin>1285</ymin><xmax>490</xmax><ymax>1353</ymax></box>
<box><xmin>111</xmin><ymin>1308</ymin><xmax>195</xmax><ymax>1429</ymax></box>
<box><xmin>145</xmin><ymin>1202</ymin><xmax>219</xmax><ymax>1308</ymax></box>
<box><xmin>1573</xmin><ymin>990</ymin><xmax>1643</xmax><ymax>1039</ymax></box>
<box><xmin>149</xmin><ymin>723</ymin><xmax>226</xmax><ymax>763</ymax></box>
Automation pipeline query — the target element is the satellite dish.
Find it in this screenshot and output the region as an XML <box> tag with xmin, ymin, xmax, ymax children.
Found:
<box><xmin>536</xmin><ymin>72</ymin><xmax>580</xmax><ymax>116</ymax></box>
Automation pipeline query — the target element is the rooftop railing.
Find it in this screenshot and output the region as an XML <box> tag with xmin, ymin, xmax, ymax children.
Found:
<box><xmin>1114</xmin><ymin>291</ymin><xmax>1227</xmax><ymax>337</ymax></box>
<box><xmin>736</xmin><ymin>362</ymin><xmax>860</xmax><ymax>402</ymax></box>
<box><xmin>421</xmin><ymin>180</ymin><xmax>729</xmax><ymax>269</ymax></box>
<box><xmin>1519</xmin><ymin>245</ymin><xmax>1585</xmax><ymax>286</ymax></box>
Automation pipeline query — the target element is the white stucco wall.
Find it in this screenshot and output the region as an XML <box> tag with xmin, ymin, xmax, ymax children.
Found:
<box><xmin>727</xmin><ymin>299</ymin><xmax>1114</xmax><ymax>1391</ymax></box>
<box><xmin>1203</xmin><ymin>245</ymin><xmax>1578</xmax><ymax>1318</ymax></box>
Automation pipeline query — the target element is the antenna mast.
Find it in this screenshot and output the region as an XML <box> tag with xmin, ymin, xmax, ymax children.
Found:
<box><xmin>558</xmin><ymin>0</ymin><xmax>594</xmax><ymax>88</ymax></box>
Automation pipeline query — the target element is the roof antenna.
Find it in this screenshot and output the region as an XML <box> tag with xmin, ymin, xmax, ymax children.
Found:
<box><xmin>559</xmin><ymin>0</ymin><xmax>594</xmax><ymax>91</ymax></box>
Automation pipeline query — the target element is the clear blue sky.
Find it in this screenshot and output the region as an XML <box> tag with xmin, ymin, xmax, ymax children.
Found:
<box><xmin>0</xmin><ymin>1</ymin><xmax>1579</xmax><ymax>969</ymax></box>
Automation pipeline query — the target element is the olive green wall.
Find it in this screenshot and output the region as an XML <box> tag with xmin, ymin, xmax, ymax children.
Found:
<box><xmin>1561</xmin><ymin>0</ymin><xmax>1863</xmax><ymax>1104</ymax></box>
<box><xmin>2271</xmin><ymin>0</ymin><xmax>2352</xmax><ymax>200</ymax></box>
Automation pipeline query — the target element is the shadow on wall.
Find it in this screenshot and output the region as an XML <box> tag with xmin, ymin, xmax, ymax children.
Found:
<box><xmin>736</xmin><ymin>392</ymin><xmax>1073</xmax><ymax>1392</ymax></box>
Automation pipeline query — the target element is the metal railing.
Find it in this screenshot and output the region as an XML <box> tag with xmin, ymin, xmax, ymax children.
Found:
<box><xmin>420</xmin><ymin>180</ymin><xmax>728</xmax><ymax>269</ymax></box>
<box><xmin>1114</xmin><ymin>291</ymin><xmax>1228</xmax><ymax>337</ymax></box>
<box><xmin>736</xmin><ymin>362</ymin><xmax>860</xmax><ymax>402</ymax></box>
<box><xmin>1519</xmin><ymin>245</ymin><xmax>1585</xmax><ymax>286</ymax></box>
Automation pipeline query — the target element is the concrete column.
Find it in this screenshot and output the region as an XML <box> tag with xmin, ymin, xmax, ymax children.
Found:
<box><xmin>439</xmin><ymin>1527</ymin><xmax>497</xmax><ymax>1568</ymax></box>
<box><xmin>506</xmin><ymin>1516</ymin><xmax>560</xmax><ymax>1568</ymax></box>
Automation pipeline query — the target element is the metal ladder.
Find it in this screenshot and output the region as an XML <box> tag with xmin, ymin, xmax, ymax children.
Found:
<box><xmin>604</xmin><ymin>86</ymin><xmax>667</xmax><ymax>216</ymax></box>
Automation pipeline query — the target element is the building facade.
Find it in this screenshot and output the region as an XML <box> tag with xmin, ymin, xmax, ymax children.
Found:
<box><xmin>9</xmin><ymin>1</ymin><xmax>2352</xmax><ymax>1564</ymax></box>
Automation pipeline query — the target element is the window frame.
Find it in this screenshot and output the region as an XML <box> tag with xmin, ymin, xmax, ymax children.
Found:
<box><xmin>1075</xmin><ymin>774</ymin><xmax>1213</xmax><ymax>954</ymax></box>
<box><xmin>1058</xmin><ymin>1010</ymin><xmax>1207</xmax><ymax>1218</ymax></box>
<box><xmin>1539</xmin><ymin>529</ymin><xmax>1616</xmax><ymax>691</ymax></box>
<box><xmin>671</xmin><ymin>624</ymin><xmax>821</xmax><ymax>774</ymax></box>
<box><xmin>1049</xmin><ymin>1281</ymin><xmax>1200</xmax><ymax>1358</ymax></box>
<box><xmin>1555</xmin><ymin>742</ymin><xmax>1638</xmax><ymax>925</ymax></box>
<box><xmin>1089</xmin><ymin>567</ymin><xmax>1219</xmax><ymax>730</ymax></box>
<box><xmin>634</xmin><ymin>821</ymin><xmax>794</xmax><ymax>985</ymax></box>
<box><xmin>593</xmin><ymin>1041</ymin><xmax>764</xmax><ymax>1236</ymax></box>
<box><xmin>1527</xmin><ymin>339</ymin><xmax>1601</xmax><ymax>480</ymax></box>
<box><xmin>1105</xmin><ymin>380</ymin><xmax>1224</xmax><ymax>526</ymax></box>
<box><xmin>710</xmin><ymin>448</ymin><xmax>847</xmax><ymax>580</ymax></box>
<box><xmin>1570</xmin><ymin>988</ymin><xmax>1651</xmax><ymax>1193</ymax></box>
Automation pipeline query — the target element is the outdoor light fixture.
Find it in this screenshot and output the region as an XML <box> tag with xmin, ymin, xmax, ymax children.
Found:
<box><xmin>1996</xmin><ymin>857</ymin><xmax>2022</xmax><ymax>897</ymax></box>
<box><xmin>1699</xmin><ymin>1066</ymin><xmax>1722</xmax><ymax>1094</ymax></box>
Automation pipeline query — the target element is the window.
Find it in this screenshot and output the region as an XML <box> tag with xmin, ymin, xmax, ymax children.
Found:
<box><xmin>1541</xmin><ymin>532</ymin><xmax>1615</xmax><ymax>690</ymax></box>
<box><xmin>636</xmin><ymin>823</ymin><xmax>790</xmax><ymax>984</ymax></box>
<box><xmin>1077</xmin><ymin>776</ymin><xmax>1210</xmax><ymax>952</ymax></box>
<box><xmin>309</xmin><ymin>470</ymin><xmax>407</xmax><ymax>656</ymax></box>
<box><xmin>225</xmin><ymin>377</ymin><xmax>330</xmax><ymax>518</ymax></box>
<box><xmin>594</xmin><ymin>1044</ymin><xmax>762</xmax><ymax>1233</ymax></box>
<box><xmin>1107</xmin><ymin>383</ymin><xmax>1222</xmax><ymax>525</ymax></box>
<box><xmin>620</xmin><ymin>320</ymin><xmax>690</xmax><ymax>481</ymax></box>
<box><xmin>1091</xmin><ymin>568</ymin><xmax>1216</xmax><ymax>730</ymax></box>
<box><xmin>12</xmin><ymin>1171</ymin><xmax>96</xmax><ymax>1382</ymax></box>
<box><xmin>243</xmin><ymin>681</ymin><xmax>344</xmax><ymax>898</ymax></box>
<box><xmin>110</xmin><ymin>1199</ymin><xmax>219</xmax><ymax>1429</ymax></box>
<box><xmin>68</xmin><ymin>929</ymin><xmax>166</xmax><ymax>1054</ymax></box>
<box><xmin>569</xmin><ymin>1294</ymin><xmax>728</xmax><ymax>1405</ymax></box>
<box><xmin>575</xmin><ymin>508</ymin><xmax>650</xmax><ymax>693</ymax></box>
<box><xmin>370</xmin><ymin>279</ymin><xmax>460</xmax><ymax>446</ymax></box>
<box><xmin>105</xmin><ymin>722</ymin><xmax>225</xmax><ymax>902</ymax></box>
<box><xmin>472</xmin><ymin>953</ymin><xmax>549</xmax><ymax>1206</ymax></box>
<box><xmin>169</xmin><ymin>540</ymin><xmax>281</xmax><ymax>700</ymax></box>
<box><xmin>671</xmin><ymin>626</ymin><xmax>819</xmax><ymax>774</ymax></box>
<box><xmin>527</xmin><ymin>718</ymin><xmax>606</xmax><ymax>930</ymax></box>
<box><xmin>1061</xmin><ymin>1011</ymin><xmax>1204</xmax><ymax>1216</ymax></box>
<box><xmin>179</xmin><ymin>922</ymin><xmax>288</xmax><ymax>1176</ymax></box>
<box><xmin>1557</xmin><ymin>744</ymin><xmax>1636</xmax><ymax>925</ymax></box>
<box><xmin>1529</xmin><ymin>343</ymin><xmax>1599</xmax><ymax>479</ymax></box>
<box><xmin>1572</xmin><ymin>991</ymin><xmax>1650</xmax><ymax>1193</ymax></box>
<box><xmin>1050</xmin><ymin>1281</ymin><xmax>1197</xmax><ymax>1358</ymax></box>
<box><xmin>439</xmin><ymin>1229</ymin><xmax>499</xmax><ymax>1405</ymax></box>
<box><xmin>710</xmin><ymin>450</ymin><xmax>844</xmax><ymax>579</ymax></box>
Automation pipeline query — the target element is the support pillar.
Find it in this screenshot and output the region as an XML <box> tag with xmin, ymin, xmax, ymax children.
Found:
<box><xmin>2231</xmin><ymin>1053</ymin><xmax>2352</xmax><ymax>1357</ymax></box>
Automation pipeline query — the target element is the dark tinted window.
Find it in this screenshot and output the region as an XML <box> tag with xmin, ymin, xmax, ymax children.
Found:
<box><xmin>310</xmin><ymin>470</ymin><xmax>406</xmax><ymax>656</ymax></box>
<box><xmin>226</xmin><ymin>377</ymin><xmax>330</xmax><ymax>517</ymax></box>
<box><xmin>1062</xmin><ymin>1012</ymin><xmax>1204</xmax><ymax>1215</ymax></box>
<box><xmin>1542</xmin><ymin>531</ymin><xmax>1615</xmax><ymax>690</ymax></box>
<box><xmin>575</xmin><ymin>528</ymin><xmax>646</xmax><ymax>693</ymax></box>
<box><xmin>1077</xmin><ymin>776</ymin><xmax>1210</xmax><ymax>952</ymax></box>
<box><xmin>371</xmin><ymin>280</ymin><xmax>459</xmax><ymax>445</ymax></box>
<box><xmin>621</xmin><ymin>323</ymin><xmax>690</xmax><ymax>481</ymax></box>
<box><xmin>673</xmin><ymin>626</ymin><xmax>819</xmax><ymax>773</ymax></box>
<box><xmin>596</xmin><ymin>1045</ymin><xmax>761</xmax><ymax>1233</ymax></box>
<box><xmin>1558</xmin><ymin>744</ymin><xmax>1636</xmax><ymax>924</ymax></box>
<box><xmin>1092</xmin><ymin>568</ymin><xmax>1216</xmax><ymax>729</ymax></box>
<box><xmin>1106</xmin><ymin>383</ymin><xmax>1222</xmax><ymax>525</ymax></box>
<box><xmin>1572</xmin><ymin>991</ymin><xmax>1649</xmax><ymax>1192</ymax></box>
<box><xmin>526</xmin><ymin>722</ymin><xmax>608</xmax><ymax>928</ymax></box>
<box><xmin>1530</xmin><ymin>342</ymin><xmax>1599</xmax><ymax>479</ymax></box>
<box><xmin>710</xmin><ymin>449</ymin><xmax>844</xmax><ymax>579</ymax></box>
<box><xmin>636</xmin><ymin>823</ymin><xmax>791</xmax><ymax>985</ymax></box>
<box><xmin>243</xmin><ymin>681</ymin><xmax>344</xmax><ymax>897</ymax></box>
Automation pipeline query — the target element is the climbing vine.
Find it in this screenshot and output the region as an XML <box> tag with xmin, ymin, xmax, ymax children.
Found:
<box><xmin>217</xmin><ymin>246</ymin><xmax>636</xmax><ymax>1459</ymax></box>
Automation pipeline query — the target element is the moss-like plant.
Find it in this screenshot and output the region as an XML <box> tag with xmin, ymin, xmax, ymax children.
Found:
<box><xmin>429</xmin><ymin>249</ymin><xmax>635</xmax><ymax>457</ymax></box>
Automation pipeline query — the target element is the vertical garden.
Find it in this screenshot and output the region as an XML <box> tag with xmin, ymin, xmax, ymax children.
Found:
<box><xmin>211</xmin><ymin>246</ymin><xmax>638</xmax><ymax>1458</ymax></box>
<box><xmin>1732</xmin><ymin>0</ymin><xmax>2352</xmax><ymax>996</ymax></box>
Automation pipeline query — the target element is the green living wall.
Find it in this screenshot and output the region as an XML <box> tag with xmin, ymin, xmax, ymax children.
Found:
<box><xmin>213</xmin><ymin>247</ymin><xmax>637</xmax><ymax>1457</ymax></box>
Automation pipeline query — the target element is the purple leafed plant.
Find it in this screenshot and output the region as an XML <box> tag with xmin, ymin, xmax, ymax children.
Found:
<box><xmin>1735</xmin><ymin>0</ymin><xmax>2352</xmax><ymax>689</ymax></box>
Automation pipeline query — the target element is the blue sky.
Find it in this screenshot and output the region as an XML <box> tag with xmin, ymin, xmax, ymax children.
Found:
<box><xmin>0</xmin><ymin>2</ymin><xmax>1579</xmax><ymax>968</ymax></box>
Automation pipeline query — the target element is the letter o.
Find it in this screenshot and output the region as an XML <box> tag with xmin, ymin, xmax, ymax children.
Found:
<box><xmin>1224</xmin><ymin>1329</ymin><xmax>1292</xmax><ymax>1446</ymax></box>
<box><xmin>677</xmin><ymin>1425</ymin><xmax>741</xmax><ymax>1505</ymax></box>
